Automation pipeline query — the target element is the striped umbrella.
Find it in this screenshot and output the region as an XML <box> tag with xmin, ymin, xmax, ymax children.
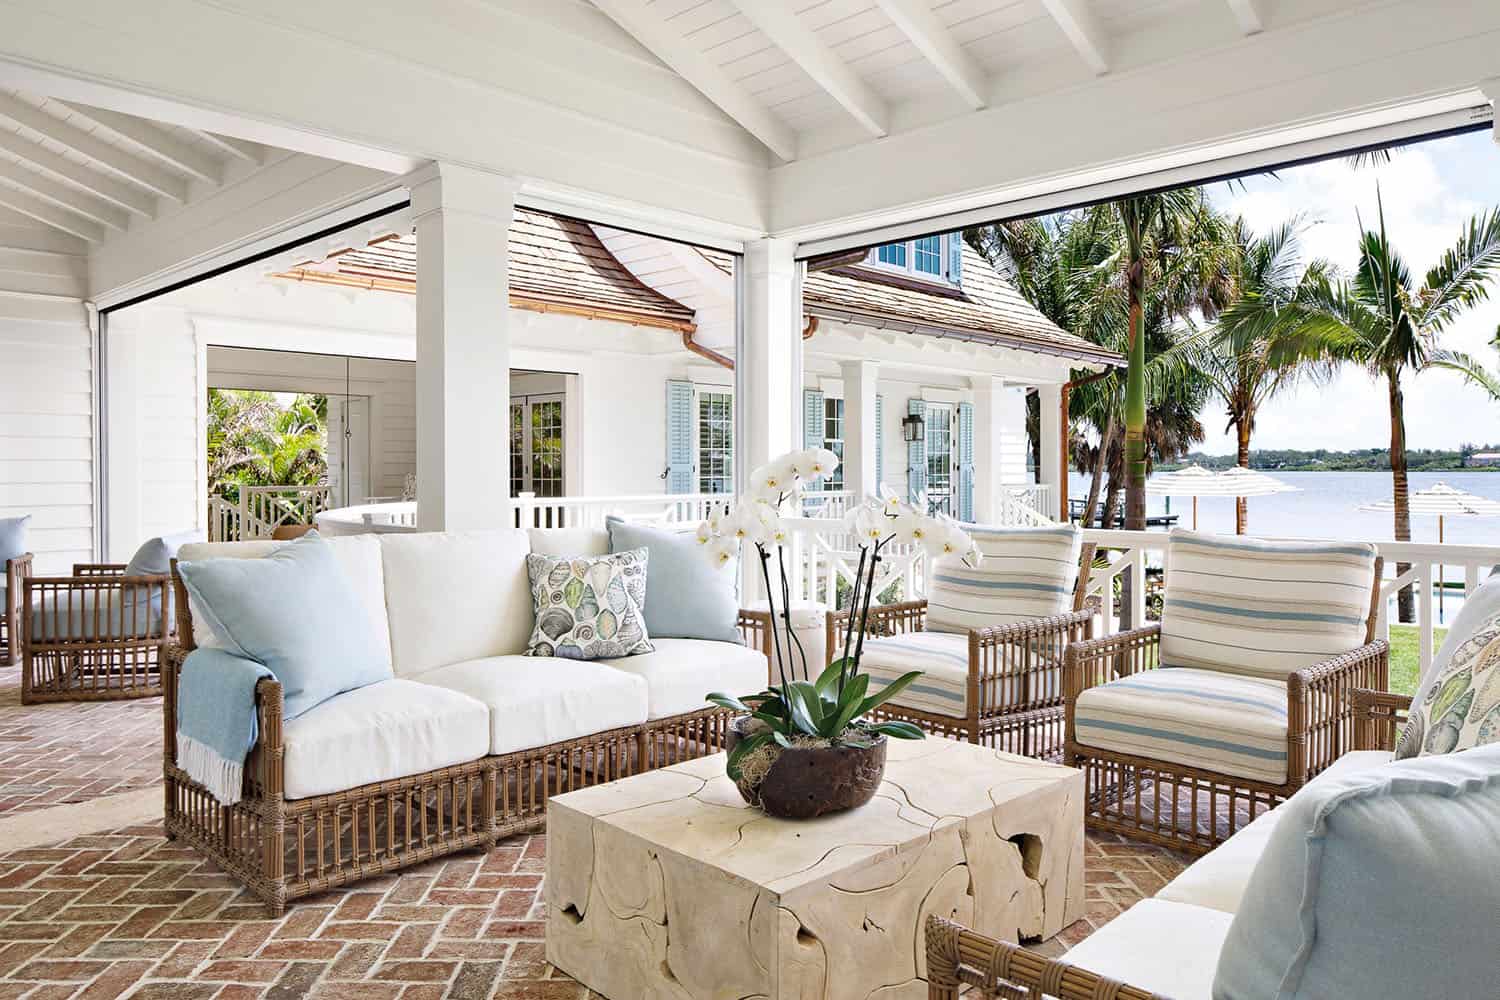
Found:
<box><xmin>1145</xmin><ymin>465</ymin><xmax>1296</xmax><ymax>531</ymax></box>
<box><xmin>1359</xmin><ymin>482</ymin><xmax>1500</xmax><ymax>617</ymax></box>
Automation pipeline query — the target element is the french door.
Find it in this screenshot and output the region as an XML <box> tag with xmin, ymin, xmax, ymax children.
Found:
<box><xmin>510</xmin><ymin>393</ymin><xmax>565</xmax><ymax>497</ymax></box>
<box><xmin>925</xmin><ymin>402</ymin><xmax>955</xmax><ymax>515</ymax></box>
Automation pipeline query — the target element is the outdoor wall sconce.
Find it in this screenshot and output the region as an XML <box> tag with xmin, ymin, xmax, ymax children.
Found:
<box><xmin>901</xmin><ymin>412</ymin><xmax>925</xmax><ymax>443</ymax></box>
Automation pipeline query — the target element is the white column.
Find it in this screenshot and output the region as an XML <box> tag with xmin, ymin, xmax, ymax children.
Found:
<box><xmin>971</xmin><ymin>375</ymin><xmax>1006</xmax><ymax>524</ymax></box>
<box><xmin>1038</xmin><ymin>382</ymin><xmax>1064</xmax><ymax>521</ymax></box>
<box><xmin>407</xmin><ymin>163</ymin><xmax>517</xmax><ymax>531</ymax></box>
<box><xmin>739</xmin><ymin>239</ymin><xmax>802</xmax><ymax>476</ymax></box>
<box><xmin>840</xmin><ymin>359</ymin><xmax>878</xmax><ymax>502</ymax></box>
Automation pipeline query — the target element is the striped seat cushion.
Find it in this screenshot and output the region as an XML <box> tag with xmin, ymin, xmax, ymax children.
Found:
<box><xmin>1074</xmin><ymin>667</ymin><xmax>1290</xmax><ymax>784</ymax></box>
<box><xmin>1160</xmin><ymin>530</ymin><xmax>1378</xmax><ymax>680</ymax></box>
<box><xmin>858</xmin><ymin>631</ymin><xmax>1061</xmax><ymax>719</ymax></box>
<box><xmin>925</xmin><ymin>524</ymin><xmax>1082</xmax><ymax>634</ymax></box>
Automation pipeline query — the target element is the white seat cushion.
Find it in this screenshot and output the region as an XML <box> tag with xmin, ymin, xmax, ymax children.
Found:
<box><xmin>282</xmin><ymin>678</ymin><xmax>489</xmax><ymax>800</ymax></box>
<box><xmin>1157</xmin><ymin>749</ymin><xmax>1393</xmax><ymax>913</ymax></box>
<box><xmin>1074</xmin><ymin>667</ymin><xmax>1290</xmax><ymax>784</ymax></box>
<box><xmin>414</xmin><ymin>656</ymin><xmax>648</xmax><ymax>755</ymax></box>
<box><xmin>599</xmin><ymin>638</ymin><xmax>766</xmax><ymax>719</ymax></box>
<box><xmin>378</xmin><ymin>530</ymin><xmax>532</xmax><ymax>676</ymax></box>
<box><xmin>858</xmin><ymin>632</ymin><xmax>972</xmax><ymax>719</ymax></box>
<box><xmin>1062</xmin><ymin>899</ymin><xmax>1232</xmax><ymax>999</ymax></box>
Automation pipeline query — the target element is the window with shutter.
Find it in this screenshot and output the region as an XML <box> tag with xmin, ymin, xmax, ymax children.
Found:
<box><xmin>956</xmin><ymin>402</ymin><xmax>974</xmax><ymax>522</ymax></box>
<box><xmin>906</xmin><ymin>398</ymin><xmax>927</xmax><ymax>504</ymax></box>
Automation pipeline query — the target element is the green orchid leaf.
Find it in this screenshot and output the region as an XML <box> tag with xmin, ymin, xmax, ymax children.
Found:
<box><xmin>869</xmin><ymin>720</ymin><xmax>926</xmax><ymax>740</ymax></box>
<box><xmin>706</xmin><ymin>692</ymin><xmax>750</xmax><ymax>713</ymax></box>
<box><xmin>772</xmin><ymin>730</ymin><xmax>792</xmax><ymax>749</ymax></box>
<box><xmin>781</xmin><ymin>683</ymin><xmax>823</xmax><ymax>737</ymax></box>
<box><xmin>826</xmin><ymin>672</ymin><xmax>870</xmax><ymax>736</ymax></box>
<box><xmin>814</xmin><ymin>659</ymin><xmax>846</xmax><ymax>699</ymax></box>
<box><xmin>726</xmin><ymin>732</ymin><xmax>775</xmax><ymax>780</ymax></box>
<box><xmin>858</xmin><ymin>670</ymin><xmax>925</xmax><ymax>718</ymax></box>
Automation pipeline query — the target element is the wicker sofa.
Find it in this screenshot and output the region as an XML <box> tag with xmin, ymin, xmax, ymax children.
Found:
<box><xmin>163</xmin><ymin>527</ymin><xmax>770</xmax><ymax>914</ymax></box>
<box><xmin>1</xmin><ymin>551</ymin><xmax>30</xmax><ymax>666</ymax></box>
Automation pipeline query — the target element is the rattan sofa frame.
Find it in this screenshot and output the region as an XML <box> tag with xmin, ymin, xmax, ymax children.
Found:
<box><xmin>21</xmin><ymin>562</ymin><xmax>170</xmax><ymax>703</ymax></box>
<box><xmin>1</xmin><ymin>552</ymin><xmax>32</xmax><ymax>666</ymax></box>
<box><xmin>163</xmin><ymin>567</ymin><xmax>771</xmax><ymax>914</ymax></box>
<box><xmin>826</xmin><ymin>544</ymin><xmax>1097</xmax><ymax>759</ymax></box>
<box><xmin>1062</xmin><ymin>557</ymin><xmax>1388</xmax><ymax>855</ymax></box>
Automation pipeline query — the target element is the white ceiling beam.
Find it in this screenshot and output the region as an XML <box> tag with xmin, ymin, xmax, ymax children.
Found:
<box><xmin>1038</xmin><ymin>0</ymin><xmax>1110</xmax><ymax>75</ymax></box>
<box><xmin>728</xmin><ymin>0</ymin><xmax>890</xmax><ymax>138</ymax></box>
<box><xmin>0</xmin><ymin>94</ymin><xmax>190</xmax><ymax>202</ymax></box>
<box><xmin>0</xmin><ymin>159</ymin><xmax>129</xmax><ymax>231</ymax></box>
<box><xmin>591</xmin><ymin>0</ymin><xmax>799</xmax><ymax>161</ymax></box>
<box><xmin>0</xmin><ymin>129</ymin><xmax>156</xmax><ymax>217</ymax></box>
<box><xmin>1225</xmin><ymin>0</ymin><xmax>1265</xmax><ymax>35</ymax></box>
<box><xmin>0</xmin><ymin>184</ymin><xmax>106</xmax><ymax>242</ymax></box>
<box><xmin>195</xmin><ymin>130</ymin><xmax>266</xmax><ymax>164</ymax></box>
<box><xmin>61</xmin><ymin>102</ymin><xmax>223</xmax><ymax>184</ymax></box>
<box><xmin>874</xmin><ymin>0</ymin><xmax>988</xmax><ymax>110</ymax></box>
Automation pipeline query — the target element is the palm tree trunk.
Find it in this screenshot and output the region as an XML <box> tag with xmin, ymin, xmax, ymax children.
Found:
<box><xmin>1083</xmin><ymin>414</ymin><xmax>1116</xmax><ymax>528</ymax></box>
<box><xmin>1123</xmin><ymin>257</ymin><xmax>1148</xmax><ymax>532</ymax></box>
<box><xmin>1101</xmin><ymin>476</ymin><xmax>1122</xmax><ymax>531</ymax></box>
<box><xmin>1387</xmin><ymin>369</ymin><xmax>1414</xmax><ymax>623</ymax></box>
<box><xmin>1235</xmin><ymin>413</ymin><xmax>1252</xmax><ymax>535</ymax></box>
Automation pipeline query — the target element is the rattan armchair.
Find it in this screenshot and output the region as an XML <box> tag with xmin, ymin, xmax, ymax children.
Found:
<box><xmin>1</xmin><ymin>551</ymin><xmax>32</xmax><ymax>666</ymax></box>
<box><xmin>1063</xmin><ymin>557</ymin><xmax>1388</xmax><ymax>854</ymax></box>
<box><xmin>20</xmin><ymin>563</ymin><xmax>171</xmax><ymax>703</ymax></box>
<box><xmin>827</xmin><ymin>544</ymin><xmax>1097</xmax><ymax>759</ymax></box>
<box><xmin>926</xmin><ymin>915</ymin><xmax>1166</xmax><ymax>1000</ymax></box>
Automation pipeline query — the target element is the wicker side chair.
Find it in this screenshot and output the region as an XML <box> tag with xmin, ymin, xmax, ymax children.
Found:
<box><xmin>21</xmin><ymin>563</ymin><xmax>171</xmax><ymax>703</ymax></box>
<box><xmin>925</xmin><ymin>915</ymin><xmax>1167</xmax><ymax>1000</ymax></box>
<box><xmin>1</xmin><ymin>552</ymin><xmax>33</xmax><ymax>666</ymax></box>
<box><xmin>1064</xmin><ymin>532</ymin><xmax>1388</xmax><ymax>855</ymax></box>
<box><xmin>828</xmin><ymin>540</ymin><xmax>1097</xmax><ymax>759</ymax></box>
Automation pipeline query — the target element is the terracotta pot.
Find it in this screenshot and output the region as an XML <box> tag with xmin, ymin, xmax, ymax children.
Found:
<box><xmin>726</xmin><ymin>716</ymin><xmax>887</xmax><ymax>819</ymax></box>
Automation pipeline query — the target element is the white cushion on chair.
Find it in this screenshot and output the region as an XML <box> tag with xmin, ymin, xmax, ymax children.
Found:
<box><xmin>599</xmin><ymin>637</ymin><xmax>766</xmax><ymax>718</ymax></box>
<box><xmin>282</xmin><ymin>678</ymin><xmax>490</xmax><ymax>800</ymax></box>
<box><xmin>924</xmin><ymin>524</ymin><xmax>1081</xmax><ymax>634</ymax></box>
<box><xmin>1061</xmin><ymin>899</ymin><xmax>1232</xmax><ymax>999</ymax></box>
<box><xmin>1073</xmin><ymin>667</ymin><xmax>1290</xmax><ymax>784</ymax></box>
<box><xmin>379</xmin><ymin>530</ymin><xmax>533</xmax><ymax>676</ymax></box>
<box><xmin>858</xmin><ymin>632</ymin><xmax>972</xmax><ymax>719</ymax></box>
<box><xmin>414</xmin><ymin>656</ymin><xmax>648</xmax><ymax>755</ymax></box>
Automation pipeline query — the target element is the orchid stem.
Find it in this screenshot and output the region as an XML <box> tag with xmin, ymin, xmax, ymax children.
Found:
<box><xmin>776</xmin><ymin>544</ymin><xmax>808</xmax><ymax>682</ymax></box>
<box><xmin>757</xmin><ymin>547</ymin><xmax>791</xmax><ymax>710</ymax></box>
<box><xmin>840</xmin><ymin>547</ymin><xmax>867</xmax><ymax>698</ymax></box>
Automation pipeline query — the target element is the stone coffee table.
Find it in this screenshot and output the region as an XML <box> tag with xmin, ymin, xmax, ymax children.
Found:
<box><xmin>546</xmin><ymin>735</ymin><xmax>1084</xmax><ymax>999</ymax></box>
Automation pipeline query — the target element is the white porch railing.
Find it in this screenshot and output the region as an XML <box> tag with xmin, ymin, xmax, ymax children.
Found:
<box><xmin>209</xmin><ymin>485</ymin><xmax>332</xmax><ymax>541</ymax></box>
<box><xmin>509</xmin><ymin>490</ymin><xmax>854</xmax><ymax>529</ymax></box>
<box><xmin>995</xmin><ymin>484</ymin><xmax>1054</xmax><ymax>526</ymax></box>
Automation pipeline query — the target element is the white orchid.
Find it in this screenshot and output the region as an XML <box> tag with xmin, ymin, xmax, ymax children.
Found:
<box><xmin>705</xmin><ymin>535</ymin><xmax>738</xmax><ymax>567</ymax></box>
<box><xmin>798</xmin><ymin>447</ymin><xmax>841</xmax><ymax>484</ymax></box>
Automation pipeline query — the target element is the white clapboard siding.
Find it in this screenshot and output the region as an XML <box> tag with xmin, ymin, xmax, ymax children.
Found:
<box><xmin>377</xmin><ymin>375</ymin><xmax>416</xmax><ymax>499</ymax></box>
<box><xmin>996</xmin><ymin>385</ymin><xmax>1028</xmax><ymax>485</ymax></box>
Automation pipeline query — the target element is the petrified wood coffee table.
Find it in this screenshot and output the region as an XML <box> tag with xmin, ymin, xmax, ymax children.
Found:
<box><xmin>546</xmin><ymin>735</ymin><xmax>1084</xmax><ymax>1000</ymax></box>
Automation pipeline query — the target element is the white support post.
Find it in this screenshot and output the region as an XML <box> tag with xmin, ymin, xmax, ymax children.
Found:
<box><xmin>1038</xmin><ymin>383</ymin><xmax>1064</xmax><ymax>522</ymax></box>
<box><xmin>408</xmin><ymin>162</ymin><xmax>517</xmax><ymax>531</ymax></box>
<box><xmin>840</xmin><ymin>359</ymin><xmax>878</xmax><ymax>504</ymax></box>
<box><xmin>971</xmin><ymin>375</ymin><xmax>1005</xmax><ymax>524</ymax></box>
<box><xmin>740</xmin><ymin>238</ymin><xmax>803</xmax><ymax>474</ymax></box>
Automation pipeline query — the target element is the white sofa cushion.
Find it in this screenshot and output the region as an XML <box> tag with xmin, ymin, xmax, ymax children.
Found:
<box><xmin>178</xmin><ymin>535</ymin><xmax>391</xmax><ymax>669</ymax></box>
<box><xmin>599</xmin><ymin>637</ymin><xmax>766</xmax><ymax>718</ymax></box>
<box><xmin>1156</xmin><ymin>749</ymin><xmax>1392</xmax><ymax>914</ymax></box>
<box><xmin>282</xmin><ymin>678</ymin><xmax>489</xmax><ymax>800</ymax></box>
<box><xmin>414</xmin><ymin>655</ymin><xmax>648</xmax><ymax>755</ymax></box>
<box><xmin>1061</xmin><ymin>899</ymin><xmax>1232</xmax><ymax>999</ymax></box>
<box><xmin>527</xmin><ymin>527</ymin><xmax>608</xmax><ymax>557</ymax></box>
<box><xmin>1074</xmin><ymin>667</ymin><xmax>1290</xmax><ymax>784</ymax></box>
<box><xmin>379</xmin><ymin>530</ymin><xmax>532</xmax><ymax>677</ymax></box>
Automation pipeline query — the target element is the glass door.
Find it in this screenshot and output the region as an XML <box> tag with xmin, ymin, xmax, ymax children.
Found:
<box><xmin>696</xmin><ymin>387</ymin><xmax>734</xmax><ymax>495</ymax></box>
<box><xmin>925</xmin><ymin>402</ymin><xmax>954</xmax><ymax>516</ymax></box>
<box><xmin>510</xmin><ymin>393</ymin><xmax>566</xmax><ymax>497</ymax></box>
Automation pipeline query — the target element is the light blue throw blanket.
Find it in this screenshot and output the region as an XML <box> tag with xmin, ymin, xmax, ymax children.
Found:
<box><xmin>176</xmin><ymin>648</ymin><xmax>272</xmax><ymax>805</ymax></box>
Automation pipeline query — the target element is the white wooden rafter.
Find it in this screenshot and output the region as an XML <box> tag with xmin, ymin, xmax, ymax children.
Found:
<box><xmin>0</xmin><ymin>93</ymin><xmax>190</xmax><ymax>202</ymax></box>
<box><xmin>1037</xmin><ymin>0</ymin><xmax>1110</xmax><ymax>75</ymax></box>
<box><xmin>0</xmin><ymin>183</ymin><xmax>106</xmax><ymax>242</ymax></box>
<box><xmin>0</xmin><ymin>129</ymin><xmax>156</xmax><ymax>216</ymax></box>
<box><xmin>0</xmin><ymin>158</ymin><xmax>129</xmax><ymax>231</ymax></box>
<box><xmin>194</xmin><ymin>130</ymin><xmax>266</xmax><ymax>164</ymax></box>
<box><xmin>726</xmin><ymin>0</ymin><xmax>890</xmax><ymax>138</ymax></box>
<box><xmin>874</xmin><ymin>0</ymin><xmax>988</xmax><ymax>109</ymax></box>
<box><xmin>591</xmin><ymin>0</ymin><xmax>799</xmax><ymax>160</ymax></box>
<box><xmin>1225</xmin><ymin>0</ymin><xmax>1265</xmax><ymax>35</ymax></box>
<box><xmin>60</xmin><ymin>102</ymin><xmax>224</xmax><ymax>184</ymax></box>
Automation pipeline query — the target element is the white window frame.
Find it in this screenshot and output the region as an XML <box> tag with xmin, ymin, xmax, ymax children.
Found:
<box><xmin>510</xmin><ymin>392</ymin><xmax>566</xmax><ymax>497</ymax></box>
<box><xmin>694</xmin><ymin>384</ymin><xmax>735</xmax><ymax>495</ymax></box>
<box><xmin>822</xmin><ymin>396</ymin><xmax>845</xmax><ymax>492</ymax></box>
<box><xmin>864</xmin><ymin>234</ymin><xmax>956</xmax><ymax>284</ymax></box>
<box><xmin>924</xmin><ymin>401</ymin><xmax>955</xmax><ymax>515</ymax></box>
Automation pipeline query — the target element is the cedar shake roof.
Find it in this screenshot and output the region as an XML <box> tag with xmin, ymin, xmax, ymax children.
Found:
<box><xmin>276</xmin><ymin>209</ymin><xmax>696</xmax><ymax>332</ymax></box>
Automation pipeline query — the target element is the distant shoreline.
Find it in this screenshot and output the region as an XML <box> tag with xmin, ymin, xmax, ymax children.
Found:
<box><xmin>1164</xmin><ymin>450</ymin><xmax>1500</xmax><ymax>473</ymax></box>
<box><xmin>1159</xmin><ymin>465</ymin><xmax>1500</xmax><ymax>473</ymax></box>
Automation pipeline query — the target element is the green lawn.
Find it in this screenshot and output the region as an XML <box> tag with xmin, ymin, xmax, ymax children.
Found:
<box><xmin>1387</xmin><ymin>624</ymin><xmax>1444</xmax><ymax>697</ymax></box>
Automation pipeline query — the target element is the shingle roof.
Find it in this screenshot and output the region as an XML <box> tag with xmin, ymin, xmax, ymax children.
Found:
<box><xmin>276</xmin><ymin>209</ymin><xmax>696</xmax><ymax>331</ymax></box>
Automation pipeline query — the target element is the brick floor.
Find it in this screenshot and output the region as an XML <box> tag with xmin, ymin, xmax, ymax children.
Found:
<box><xmin>0</xmin><ymin>666</ymin><xmax>162</xmax><ymax>818</ymax></box>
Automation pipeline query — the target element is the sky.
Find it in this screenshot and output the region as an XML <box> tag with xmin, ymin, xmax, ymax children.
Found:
<box><xmin>1193</xmin><ymin>129</ymin><xmax>1500</xmax><ymax>454</ymax></box>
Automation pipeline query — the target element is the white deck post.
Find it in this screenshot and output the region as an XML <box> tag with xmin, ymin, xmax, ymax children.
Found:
<box><xmin>408</xmin><ymin>163</ymin><xmax>517</xmax><ymax>531</ymax></box>
<box><xmin>840</xmin><ymin>359</ymin><xmax>878</xmax><ymax>504</ymax></box>
<box><xmin>740</xmin><ymin>239</ymin><xmax>802</xmax><ymax>473</ymax></box>
<box><xmin>971</xmin><ymin>375</ymin><xmax>1005</xmax><ymax>524</ymax></box>
<box><xmin>1038</xmin><ymin>382</ymin><xmax>1064</xmax><ymax>521</ymax></box>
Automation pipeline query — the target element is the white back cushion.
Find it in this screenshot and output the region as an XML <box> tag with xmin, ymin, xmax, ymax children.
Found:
<box><xmin>178</xmin><ymin>536</ymin><xmax>391</xmax><ymax>668</ymax></box>
<box><xmin>527</xmin><ymin>527</ymin><xmax>608</xmax><ymax>557</ymax></box>
<box><xmin>379</xmin><ymin>529</ymin><xmax>532</xmax><ymax>676</ymax></box>
<box><xmin>925</xmin><ymin>524</ymin><xmax>1082</xmax><ymax>633</ymax></box>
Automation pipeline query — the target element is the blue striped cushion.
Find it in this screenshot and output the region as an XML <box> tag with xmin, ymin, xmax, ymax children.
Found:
<box><xmin>925</xmin><ymin>525</ymin><xmax>1082</xmax><ymax>634</ymax></box>
<box><xmin>1074</xmin><ymin>667</ymin><xmax>1290</xmax><ymax>784</ymax></box>
<box><xmin>1160</xmin><ymin>530</ymin><xmax>1377</xmax><ymax>680</ymax></box>
<box><xmin>859</xmin><ymin>632</ymin><xmax>972</xmax><ymax>718</ymax></box>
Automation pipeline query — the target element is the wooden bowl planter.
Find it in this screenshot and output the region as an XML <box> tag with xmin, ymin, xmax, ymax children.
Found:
<box><xmin>727</xmin><ymin>716</ymin><xmax>887</xmax><ymax>819</ymax></box>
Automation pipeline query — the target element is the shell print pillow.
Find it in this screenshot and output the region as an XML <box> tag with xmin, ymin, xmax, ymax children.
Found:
<box><xmin>524</xmin><ymin>548</ymin><xmax>653</xmax><ymax>660</ymax></box>
<box><xmin>1396</xmin><ymin>610</ymin><xmax>1500</xmax><ymax>759</ymax></box>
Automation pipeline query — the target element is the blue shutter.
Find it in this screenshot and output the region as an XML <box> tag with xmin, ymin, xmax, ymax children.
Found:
<box><xmin>874</xmin><ymin>394</ymin><xmax>884</xmax><ymax>492</ymax></box>
<box><xmin>803</xmin><ymin>389</ymin><xmax>824</xmax><ymax>451</ymax></box>
<box><xmin>956</xmin><ymin>402</ymin><xmax>974</xmax><ymax>523</ymax></box>
<box><xmin>906</xmin><ymin>398</ymin><xmax>926</xmax><ymax>504</ymax></box>
<box><xmin>666</xmin><ymin>380</ymin><xmax>694</xmax><ymax>493</ymax></box>
<box><xmin>949</xmin><ymin>232</ymin><xmax>964</xmax><ymax>286</ymax></box>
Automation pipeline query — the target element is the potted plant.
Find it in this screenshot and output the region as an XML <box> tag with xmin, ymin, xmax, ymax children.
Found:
<box><xmin>698</xmin><ymin>450</ymin><xmax>979</xmax><ymax>818</ymax></box>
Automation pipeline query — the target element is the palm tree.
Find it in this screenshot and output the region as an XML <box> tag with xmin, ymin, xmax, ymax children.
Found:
<box><xmin>1246</xmin><ymin>194</ymin><xmax>1500</xmax><ymax>620</ymax></box>
<box><xmin>207</xmin><ymin>389</ymin><xmax>328</xmax><ymax>502</ymax></box>
<box><xmin>1430</xmin><ymin>331</ymin><xmax>1500</xmax><ymax>403</ymax></box>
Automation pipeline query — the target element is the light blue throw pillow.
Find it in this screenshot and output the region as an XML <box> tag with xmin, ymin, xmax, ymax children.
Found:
<box><xmin>1212</xmin><ymin>743</ymin><xmax>1500</xmax><ymax>999</ymax></box>
<box><xmin>177</xmin><ymin>532</ymin><xmax>391</xmax><ymax>718</ymax></box>
<box><xmin>606</xmin><ymin>516</ymin><xmax>742</xmax><ymax>644</ymax></box>
<box><xmin>123</xmin><ymin>529</ymin><xmax>202</xmax><ymax>632</ymax></box>
<box><xmin>0</xmin><ymin>514</ymin><xmax>29</xmax><ymax>564</ymax></box>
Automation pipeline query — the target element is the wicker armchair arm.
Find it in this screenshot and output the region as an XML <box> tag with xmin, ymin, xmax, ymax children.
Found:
<box><xmin>737</xmin><ymin>608</ymin><xmax>773</xmax><ymax>683</ymax></box>
<box><xmin>971</xmin><ymin>602</ymin><xmax>1097</xmax><ymax>648</ymax></box>
<box><xmin>1350</xmin><ymin>687</ymin><xmax>1413</xmax><ymax>753</ymax></box>
<box><xmin>1063</xmin><ymin>622</ymin><xmax>1161</xmax><ymax>694</ymax></box>
<box><xmin>1287</xmin><ymin>640</ymin><xmax>1390</xmax><ymax>778</ymax></box>
<box><xmin>926</xmin><ymin>915</ymin><xmax>1164</xmax><ymax>1000</ymax></box>
<box><xmin>72</xmin><ymin>562</ymin><xmax>129</xmax><ymax>576</ymax></box>
<box><xmin>4</xmin><ymin>553</ymin><xmax>30</xmax><ymax>621</ymax></box>
<box><xmin>162</xmin><ymin>641</ymin><xmax>285</xmax><ymax>799</ymax></box>
<box><xmin>827</xmin><ymin>599</ymin><xmax>927</xmax><ymax>639</ymax></box>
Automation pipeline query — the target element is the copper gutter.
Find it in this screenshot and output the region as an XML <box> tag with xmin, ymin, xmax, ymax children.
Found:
<box><xmin>681</xmin><ymin>331</ymin><xmax>733</xmax><ymax>370</ymax></box>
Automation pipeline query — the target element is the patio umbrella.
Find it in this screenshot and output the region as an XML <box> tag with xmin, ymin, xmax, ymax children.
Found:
<box><xmin>1145</xmin><ymin>464</ymin><xmax>1219</xmax><ymax>529</ymax></box>
<box><xmin>1144</xmin><ymin>465</ymin><xmax>1296</xmax><ymax>531</ymax></box>
<box><xmin>1359</xmin><ymin>482</ymin><xmax>1500</xmax><ymax>618</ymax></box>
